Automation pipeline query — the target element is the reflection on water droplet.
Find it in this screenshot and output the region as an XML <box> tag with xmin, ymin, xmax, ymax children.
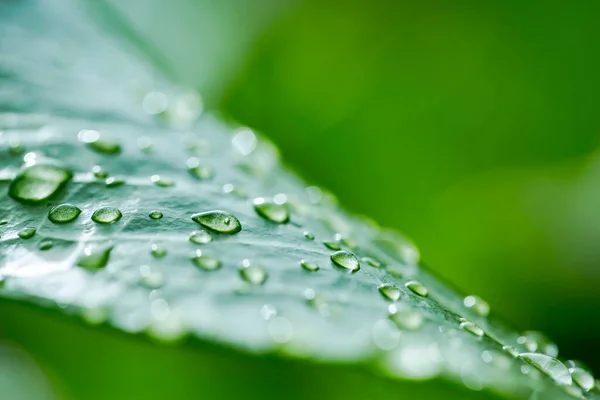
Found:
<box><xmin>303</xmin><ymin>231</ymin><xmax>315</xmax><ymax>240</ymax></box>
<box><xmin>463</xmin><ymin>295</ymin><xmax>490</xmax><ymax>317</ymax></box>
<box><xmin>38</xmin><ymin>239</ymin><xmax>53</xmax><ymax>251</ymax></box>
<box><xmin>191</xmin><ymin>210</ymin><xmax>241</xmax><ymax>234</ymax></box>
<box><xmin>48</xmin><ymin>203</ymin><xmax>81</xmax><ymax>223</ymax></box>
<box><xmin>79</xmin><ymin>130</ymin><xmax>121</xmax><ymax>155</ymax></box>
<box><xmin>151</xmin><ymin>175</ymin><xmax>174</xmax><ymax>187</ymax></box>
<box><xmin>77</xmin><ymin>244</ymin><xmax>113</xmax><ymax>270</ymax></box>
<box><xmin>330</xmin><ymin>250</ymin><xmax>360</xmax><ymax>272</ymax></box>
<box><xmin>189</xmin><ymin>230</ymin><xmax>212</xmax><ymax>244</ymax></box>
<box><xmin>388</xmin><ymin>305</ymin><xmax>423</xmax><ymax>331</ymax></box>
<box><xmin>9</xmin><ymin>159</ymin><xmax>73</xmax><ymax>203</ymax></box>
<box><xmin>520</xmin><ymin>353</ymin><xmax>572</xmax><ymax>385</ymax></box>
<box><xmin>517</xmin><ymin>331</ymin><xmax>558</xmax><ymax>357</ymax></box>
<box><xmin>191</xmin><ymin>250</ymin><xmax>221</xmax><ymax>271</ymax></box>
<box><xmin>18</xmin><ymin>227</ymin><xmax>36</xmax><ymax>239</ymax></box>
<box><xmin>253</xmin><ymin>198</ymin><xmax>289</xmax><ymax>224</ymax></box>
<box><xmin>405</xmin><ymin>281</ymin><xmax>428</xmax><ymax>297</ymax></box>
<box><xmin>363</xmin><ymin>257</ymin><xmax>382</xmax><ymax>268</ymax></box>
<box><xmin>460</xmin><ymin>320</ymin><xmax>484</xmax><ymax>337</ymax></box>
<box><xmin>151</xmin><ymin>244</ymin><xmax>167</xmax><ymax>258</ymax></box>
<box><xmin>323</xmin><ymin>241</ymin><xmax>341</xmax><ymax>251</ymax></box>
<box><xmin>300</xmin><ymin>259</ymin><xmax>319</xmax><ymax>272</ymax></box>
<box><xmin>240</xmin><ymin>262</ymin><xmax>267</xmax><ymax>285</ymax></box>
<box><xmin>149</xmin><ymin>210</ymin><xmax>163</xmax><ymax>220</ymax></box>
<box><xmin>379</xmin><ymin>284</ymin><xmax>401</xmax><ymax>301</ymax></box>
<box><xmin>91</xmin><ymin>207</ymin><xmax>122</xmax><ymax>224</ymax></box>
<box><xmin>92</xmin><ymin>165</ymin><xmax>108</xmax><ymax>179</ymax></box>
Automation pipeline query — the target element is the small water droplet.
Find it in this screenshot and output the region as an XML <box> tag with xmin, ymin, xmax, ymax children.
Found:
<box><xmin>363</xmin><ymin>257</ymin><xmax>382</xmax><ymax>268</ymax></box>
<box><xmin>8</xmin><ymin>141</ymin><xmax>24</xmax><ymax>155</ymax></box>
<box><xmin>139</xmin><ymin>265</ymin><xmax>165</xmax><ymax>289</ymax></box>
<box><xmin>151</xmin><ymin>244</ymin><xmax>167</xmax><ymax>258</ymax></box>
<box><xmin>18</xmin><ymin>227</ymin><xmax>36</xmax><ymax>239</ymax></box>
<box><xmin>191</xmin><ymin>250</ymin><xmax>221</xmax><ymax>271</ymax></box>
<box><xmin>149</xmin><ymin>210</ymin><xmax>163</xmax><ymax>220</ymax></box>
<box><xmin>405</xmin><ymin>281</ymin><xmax>428</xmax><ymax>297</ymax></box>
<box><xmin>151</xmin><ymin>175</ymin><xmax>174</xmax><ymax>187</ymax></box>
<box><xmin>388</xmin><ymin>306</ymin><xmax>423</xmax><ymax>331</ymax></box>
<box><xmin>517</xmin><ymin>331</ymin><xmax>558</xmax><ymax>357</ymax></box>
<box><xmin>188</xmin><ymin>230</ymin><xmax>212</xmax><ymax>244</ymax></box>
<box><xmin>91</xmin><ymin>207</ymin><xmax>122</xmax><ymax>224</ymax></box>
<box><xmin>253</xmin><ymin>198</ymin><xmax>289</xmax><ymax>224</ymax></box>
<box><xmin>104</xmin><ymin>176</ymin><xmax>124</xmax><ymax>188</ymax></box>
<box><xmin>137</xmin><ymin>136</ymin><xmax>153</xmax><ymax>153</ymax></box>
<box><xmin>378</xmin><ymin>284</ymin><xmax>401</xmax><ymax>301</ymax></box>
<box><xmin>92</xmin><ymin>165</ymin><xmax>108</xmax><ymax>179</ymax></box>
<box><xmin>463</xmin><ymin>295</ymin><xmax>490</xmax><ymax>317</ymax></box>
<box><xmin>503</xmin><ymin>345</ymin><xmax>519</xmax><ymax>358</ymax></box>
<box><xmin>8</xmin><ymin>159</ymin><xmax>73</xmax><ymax>203</ymax></box>
<box><xmin>191</xmin><ymin>210</ymin><xmax>241</xmax><ymax>234</ymax></box>
<box><xmin>240</xmin><ymin>262</ymin><xmax>267</xmax><ymax>285</ymax></box>
<box><xmin>330</xmin><ymin>250</ymin><xmax>360</xmax><ymax>272</ymax></box>
<box><xmin>566</xmin><ymin>360</ymin><xmax>595</xmax><ymax>392</ymax></box>
<box><xmin>38</xmin><ymin>239</ymin><xmax>53</xmax><ymax>251</ymax></box>
<box><xmin>340</xmin><ymin>237</ymin><xmax>358</xmax><ymax>250</ymax></box>
<box><xmin>323</xmin><ymin>241</ymin><xmax>341</xmax><ymax>251</ymax></box>
<box><xmin>520</xmin><ymin>353</ymin><xmax>572</xmax><ymax>385</ymax></box>
<box><xmin>222</xmin><ymin>183</ymin><xmax>248</xmax><ymax>198</ymax></box>
<box><xmin>300</xmin><ymin>259</ymin><xmax>319</xmax><ymax>272</ymax></box>
<box><xmin>79</xmin><ymin>130</ymin><xmax>121</xmax><ymax>154</ymax></box>
<box><xmin>48</xmin><ymin>203</ymin><xmax>81</xmax><ymax>224</ymax></box>
<box><xmin>186</xmin><ymin>157</ymin><xmax>215</xmax><ymax>181</ymax></box>
<box><xmin>77</xmin><ymin>244</ymin><xmax>113</xmax><ymax>270</ymax></box>
<box><xmin>460</xmin><ymin>320</ymin><xmax>484</xmax><ymax>337</ymax></box>
<box><xmin>303</xmin><ymin>231</ymin><xmax>315</xmax><ymax>240</ymax></box>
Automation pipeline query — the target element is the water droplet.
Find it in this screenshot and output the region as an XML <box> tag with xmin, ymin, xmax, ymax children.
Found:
<box><xmin>151</xmin><ymin>175</ymin><xmax>174</xmax><ymax>187</ymax></box>
<box><xmin>149</xmin><ymin>210</ymin><xmax>163</xmax><ymax>220</ymax></box>
<box><xmin>18</xmin><ymin>227</ymin><xmax>36</xmax><ymax>239</ymax></box>
<box><xmin>139</xmin><ymin>265</ymin><xmax>165</xmax><ymax>288</ymax></box>
<box><xmin>189</xmin><ymin>230</ymin><xmax>212</xmax><ymax>244</ymax></box>
<box><xmin>303</xmin><ymin>231</ymin><xmax>315</xmax><ymax>240</ymax></box>
<box><xmin>566</xmin><ymin>360</ymin><xmax>595</xmax><ymax>392</ymax></box>
<box><xmin>463</xmin><ymin>295</ymin><xmax>490</xmax><ymax>317</ymax></box>
<box><xmin>77</xmin><ymin>244</ymin><xmax>113</xmax><ymax>270</ymax></box>
<box><xmin>388</xmin><ymin>305</ymin><xmax>423</xmax><ymax>330</ymax></box>
<box><xmin>48</xmin><ymin>203</ymin><xmax>81</xmax><ymax>223</ymax></box>
<box><xmin>105</xmin><ymin>177</ymin><xmax>125</xmax><ymax>188</ymax></box>
<box><xmin>8</xmin><ymin>141</ymin><xmax>24</xmax><ymax>155</ymax></box>
<box><xmin>517</xmin><ymin>331</ymin><xmax>558</xmax><ymax>357</ymax></box>
<box><xmin>363</xmin><ymin>257</ymin><xmax>382</xmax><ymax>268</ymax></box>
<box><xmin>240</xmin><ymin>262</ymin><xmax>267</xmax><ymax>285</ymax></box>
<box><xmin>330</xmin><ymin>250</ymin><xmax>360</xmax><ymax>272</ymax></box>
<box><xmin>191</xmin><ymin>250</ymin><xmax>221</xmax><ymax>271</ymax></box>
<box><xmin>253</xmin><ymin>198</ymin><xmax>289</xmax><ymax>224</ymax></box>
<box><xmin>8</xmin><ymin>159</ymin><xmax>73</xmax><ymax>203</ymax></box>
<box><xmin>378</xmin><ymin>284</ymin><xmax>401</xmax><ymax>301</ymax></box>
<box><xmin>460</xmin><ymin>320</ymin><xmax>484</xmax><ymax>337</ymax></box>
<box><xmin>38</xmin><ymin>240</ymin><xmax>53</xmax><ymax>251</ymax></box>
<box><xmin>340</xmin><ymin>237</ymin><xmax>358</xmax><ymax>250</ymax></box>
<box><xmin>91</xmin><ymin>207</ymin><xmax>122</xmax><ymax>224</ymax></box>
<box><xmin>503</xmin><ymin>345</ymin><xmax>519</xmax><ymax>358</ymax></box>
<box><xmin>300</xmin><ymin>259</ymin><xmax>319</xmax><ymax>272</ymax></box>
<box><xmin>232</xmin><ymin>127</ymin><xmax>257</xmax><ymax>155</ymax></box>
<box><xmin>79</xmin><ymin>130</ymin><xmax>121</xmax><ymax>154</ymax></box>
<box><xmin>323</xmin><ymin>241</ymin><xmax>341</xmax><ymax>251</ymax></box>
<box><xmin>187</xmin><ymin>158</ymin><xmax>215</xmax><ymax>181</ymax></box>
<box><xmin>520</xmin><ymin>353</ymin><xmax>572</xmax><ymax>385</ymax></box>
<box><xmin>191</xmin><ymin>210</ymin><xmax>241</xmax><ymax>234</ymax></box>
<box><xmin>151</xmin><ymin>244</ymin><xmax>167</xmax><ymax>258</ymax></box>
<box><xmin>92</xmin><ymin>165</ymin><xmax>108</xmax><ymax>179</ymax></box>
<box><xmin>222</xmin><ymin>183</ymin><xmax>248</xmax><ymax>198</ymax></box>
<box><xmin>405</xmin><ymin>280</ymin><xmax>428</xmax><ymax>297</ymax></box>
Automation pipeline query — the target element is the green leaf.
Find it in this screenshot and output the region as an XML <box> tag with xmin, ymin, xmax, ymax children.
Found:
<box><xmin>0</xmin><ymin>1</ymin><xmax>595</xmax><ymax>400</ymax></box>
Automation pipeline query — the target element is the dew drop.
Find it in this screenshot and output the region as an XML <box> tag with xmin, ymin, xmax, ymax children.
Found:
<box><xmin>330</xmin><ymin>250</ymin><xmax>360</xmax><ymax>272</ymax></box>
<box><xmin>520</xmin><ymin>353</ymin><xmax>572</xmax><ymax>385</ymax></box>
<box><xmin>463</xmin><ymin>295</ymin><xmax>490</xmax><ymax>317</ymax></box>
<box><xmin>240</xmin><ymin>262</ymin><xmax>267</xmax><ymax>285</ymax></box>
<box><xmin>191</xmin><ymin>210</ymin><xmax>241</xmax><ymax>234</ymax></box>
<box><xmin>149</xmin><ymin>210</ymin><xmax>163</xmax><ymax>220</ymax></box>
<box><xmin>151</xmin><ymin>175</ymin><xmax>174</xmax><ymax>187</ymax></box>
<box><xmin>460</xmin><ymin>320</ymin><xmax>484</xmax><ymax>337</ymax></box>
<box><xmin>222</xmin><ymin>183</ymin><xmax>248</xmax><ymax>198</ymax></box>
<box><xmin>388</xmin><ymin>305</ymin><xmax>423</xmax><ymax>331</ymax></box>
<box><xmin>189</xmin><ymin>230</ymin><xmax>212</xmax><ymax>244</ymax></box>
<box><xmin>91</xmin><ymin>207</ymin><xmax>122</xmax><ymax>224</ymax></box>
<box><xmin>105</xmin><ymin>177</ymin><xmax>125</xmax><ymax>188</ymax></box>
<box><xmin>79</xmin><ymin>130</ymin><xmax>121</xmax><ymax>155</ymax></box>
<box><xmin>191</xmin><ymin>250</ymin><xmax>221</xmax><ymax>271</ymax></box>
<box><xmin>187</xmin><ymin>158</ymin><xmax>215</xmax><ymax>181</ymax></box>
<box><xmin>48</xmin><ymin>203</ymin><xmax>81</xmax><ymax>224</ymax></box>
<box><xmin>323</xmin><ymin>241</ymin><xmax>341</xmax><ymax>251</ymax></box>
<box><xmin>253</xmin><ymin>198</ymin><xmax>289</xmax><ymax>224</ymax></box>
<box><xmin>517</xmin><ymin>331</ymin><xmax>558</xmax><ymax>357</ymax></box>
<box><xmin>300</xmin><ymin>259</ymin><xmax>319</xmax><ymax>272</ymax></box>
<box><xmin>77</xmin><ymin>244</ymin><xmax>113</xmax><ymax>270</ymax></box>
<box><xmin>38</xmin><ymin>239</ymin><xmax>53</xmax><ymax>251</ymax></box>
<box><xmin>566</xmin><ymin>360</ymin><xmax>595</xmax><ymax>392</ymax></box>
<box><xmin>8</xmin><ymin>159</ymin><xmax>73</xmax><ymax>203</ymax></box>
<box><xmin>503</xmin><ymin>345</ymin><xmax>519</xmax><ymax>358</ymax></box>
<box><xmin>92</xmin><ymin>165</ymin><xmax>108</xmax><ymax>179</ymax></box>
<box><xmin>405</xmin><ymin>280</ymin><xmax>428</xmax><ymax>297</ymax></box>
<box><xmin>378</xmin><ymin>284</ymin><xmax>401</xmax><ymax>301</ymax></box>
<box><xmin>18</xmin><ymin>227</ymin><xmax>36</xmax><ymax>239</ymax></box>
<box><xmin>151</xmin><ymin>244</ymin><xmax>167</xmax><ymax>258</ymax></box>
<box><xmin>8</xmin><ymin>141</ymin><xmax>24</xmax><ymax>155</ymax></box>
<box><xmin>303</xmin><ymin>231</ymin><xmax>315</xmax><ymax>240</ymax></box>
<box><xmin>363</xmin><ymin>256</ymin><xmax>382</xmax><ymax>268</ymax></box>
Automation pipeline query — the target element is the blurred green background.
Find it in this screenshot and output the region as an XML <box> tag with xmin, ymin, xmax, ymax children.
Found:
<box><xmin>112</xmin><ymin>0</ymin><xmax>600</xmax><ymax>370</ymax></box>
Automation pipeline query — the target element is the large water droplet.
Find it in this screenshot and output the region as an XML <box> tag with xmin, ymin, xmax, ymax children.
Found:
<box><xmin>388</xmin><ymin>305</ymin><xmax>423</xmax><ymax>331</ymax></box>
<box><xmin>187</xmin><ymin>158</ymin><xmax>215</xmax><ymax>181</ymax></box>
<box><xmin>240</xmin><ymin>261</ymin><xmax>267</xmax><ymax>284</ymax></box>
<box><xmin>91</xmin><ymin>207</ymin><xmax>122</xmax><ymax>224</ymax></box>
<box><xmin>151</xmin><ymin>244</ymin><xmax>167</xmax><ymax>258</ymax></box>
<box><xmin>463</xmin><ymin>295</ymin><xmax>490</xmax><ymax>317</ymax></box>
<box><xmin>460</xmin><ymin>320</ymin><xmax>484</xmax><ymax>337</ymax></box>
<box><xmin>149</xmin><ymin>210</ymin><xmax>163</xmax><ymax>220</ymax></box>
<box><xmin>79</xmin><ymin>130</ymin><xmax>121</xmax><ymax>154</ymax></box>
<box><xmin>253</xmin><ymin>198</ymin><xmax>289</xmax><ymax>224</ymax></box>
<box><xmin>8</xmin><ymin>160</ymin><xmax>73</xmax><ymax>203</ymax></box>
<box><xmin>300</xmin><ymin>259</ymin><xmax>319</xmax><ymax>272</ymax></box>
<box><xmin>520</xmin><ymin>353</ymin><xmax>572</xmax><ymax>385</ymax></box>
<box><xmin>48</xmin><ymin>203</ymin><xmax>81</xmax><ymax>223</ymax></box>
<box><xmin>191</xmin><ymin>210</ymin><xmax>241</xmax><ymax>234</ymax></box>
<box><xmin>330</xmin><ymin>250</ymin><xmax>360</xmax><ymax>272</ymax></box>
<box><xmin>517</xmin><ymin>331</ymin><xmax>558</xmax><ymax>357</ymax></box>
<box><xmin>77</xmin><ymin>244</ymin><xmax>113</xmax><ymax>270</ymax></box>
<box><xmin>189</xmin><ymin>230</ymin><xmax>212</xmax><ymax>244</ymax></box>
<box><xmin>191</xmin><ymin>250</ymin><xmax>221</xmax><ymax>271</ymax></box>
<box><xmin>405</xmin><ymin>281</ymin><xmax>428</xmax><ymax>297</ymax></box>
<box><xmin>38</xmin><ymin>240</ymin><xmax>53</xmax><ymax>251</ymax></box>
<box><xmin>18</xmin><ymin>227</ymin><xmax>36</xmax><ymax>239</ymax></box>
<box><xmin>566</xmin><ymin>360</ymin><xmax>595</xmax><ymax>392</ymax></box>
<box><xmin>379</xmin><ymin>284</ymin><xmax>401</xmax><ymax>301</ymax></box>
